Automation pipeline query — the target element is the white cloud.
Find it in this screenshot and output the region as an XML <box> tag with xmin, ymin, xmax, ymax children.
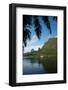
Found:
<box><xmin>27</xmin><ymin>35</ymin><xmax>38</xmax><ymax>45</ymax></box>
<box><xmin>24</xmin><ymin>44</ymin><xmax>43</xmax><ymax>53</ymax></box>
<box><xmin>32</xmin><ymin>35</ymin><xmax>38</xmax><ymax>40</ymax></box>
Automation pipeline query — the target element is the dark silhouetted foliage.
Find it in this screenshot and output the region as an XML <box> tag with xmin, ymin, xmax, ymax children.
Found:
<box><xmin>23</xmin><ymin>15</ymin><xmax>57</xmax><ymax>47</ymax></box>
<box><xmin>34</xmin><ymin>16</ymin><xmax>41</xmax><ymax>39</ymax></box>
<box><xmin>42</xmin><ymin>16</ymin><xmax>51</xmax><ymax>33</ymax></box>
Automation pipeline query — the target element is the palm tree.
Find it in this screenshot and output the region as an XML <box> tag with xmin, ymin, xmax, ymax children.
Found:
<box><xmin>23</xmin><ymin>15</ymin><xmax>57</xmax><ymax>47</ymax></box>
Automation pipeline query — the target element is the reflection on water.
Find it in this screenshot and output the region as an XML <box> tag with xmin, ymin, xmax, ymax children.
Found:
<box><xmin>23</xmin><ymin>57</ymin><xmax>57</xmax><ymax>75</ymax></box>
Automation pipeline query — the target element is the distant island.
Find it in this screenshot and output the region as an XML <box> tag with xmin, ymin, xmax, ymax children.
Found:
<box><xmin>24</xmin><ymin>38</ymin><xmax>57</xmax><ymax>59</ymax></box>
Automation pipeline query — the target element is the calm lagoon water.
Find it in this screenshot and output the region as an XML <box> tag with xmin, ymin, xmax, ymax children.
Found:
<box><xmin>23</xmin><ymin>57</ymin><xmax>57</xmax><ymax>75</ymax></box>
<box><xmin>23</xmin><ymin>58</ymin><xmax>47</xmax><ymax>75</ymax></box>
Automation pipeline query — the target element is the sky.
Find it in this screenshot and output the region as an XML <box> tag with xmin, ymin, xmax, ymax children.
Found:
<box><xmin>24</xmin><ymin>16</ymin><xmax>57</xmax><ymax>53</ymax></box>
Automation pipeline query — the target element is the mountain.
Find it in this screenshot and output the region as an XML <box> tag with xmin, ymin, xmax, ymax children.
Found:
<box><xmin>39</xmin><ymin>38</ymin><xmax>57</xmax><ymax>55</ymax></box>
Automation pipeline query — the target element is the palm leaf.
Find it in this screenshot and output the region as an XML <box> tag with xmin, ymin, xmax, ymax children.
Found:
<box><xmin>33</xmin><ymin>16</ymin><xmax>42</xmax><ymax>39</ymax></box>
<box><xmin>23</xmin><ymin>29</ymin><xmax>31</xmax><ymax>46</ymax></box>
<box><xmin>42</xmin><ymin>16</ymin><xmax>51</xmax><ymax>34</ymax></box>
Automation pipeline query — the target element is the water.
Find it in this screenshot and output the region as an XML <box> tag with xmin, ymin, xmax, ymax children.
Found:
<box><xmin>23</xmin><ymin>58</ymin><xmax>48</xmax><ymax>75</ymax></box>
<box><xmin>23</xmin><ymin>57</ymin><xmax>57</xmax><ymax>75</ymax></box>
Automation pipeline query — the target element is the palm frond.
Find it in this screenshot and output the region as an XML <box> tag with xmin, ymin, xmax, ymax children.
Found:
<box><xmin>23</xmin><ymin>29</ymin><xmax>31</xmax><ymax>46</ymax></box>
<box><xmin>33</xmin><ymin>16</ymin><xmax>42</xmax><ymax>39</ymax></box>
<box><xmin>42</xmin><ymin>16</ymin><xmax>51</xmax><ymax>34</ymax></box>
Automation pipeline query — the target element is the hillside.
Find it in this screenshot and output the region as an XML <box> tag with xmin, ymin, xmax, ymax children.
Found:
<box><xmin>39</xmin><ymin>38</ymin><xmax>57</xmax><ymax>55</ymax></box>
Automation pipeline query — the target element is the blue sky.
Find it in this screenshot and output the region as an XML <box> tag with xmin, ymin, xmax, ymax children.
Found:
<box><xmin>24</xmin><ymin>16</ymin><xmax>57</xmax><ymax>53</ymax></box>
